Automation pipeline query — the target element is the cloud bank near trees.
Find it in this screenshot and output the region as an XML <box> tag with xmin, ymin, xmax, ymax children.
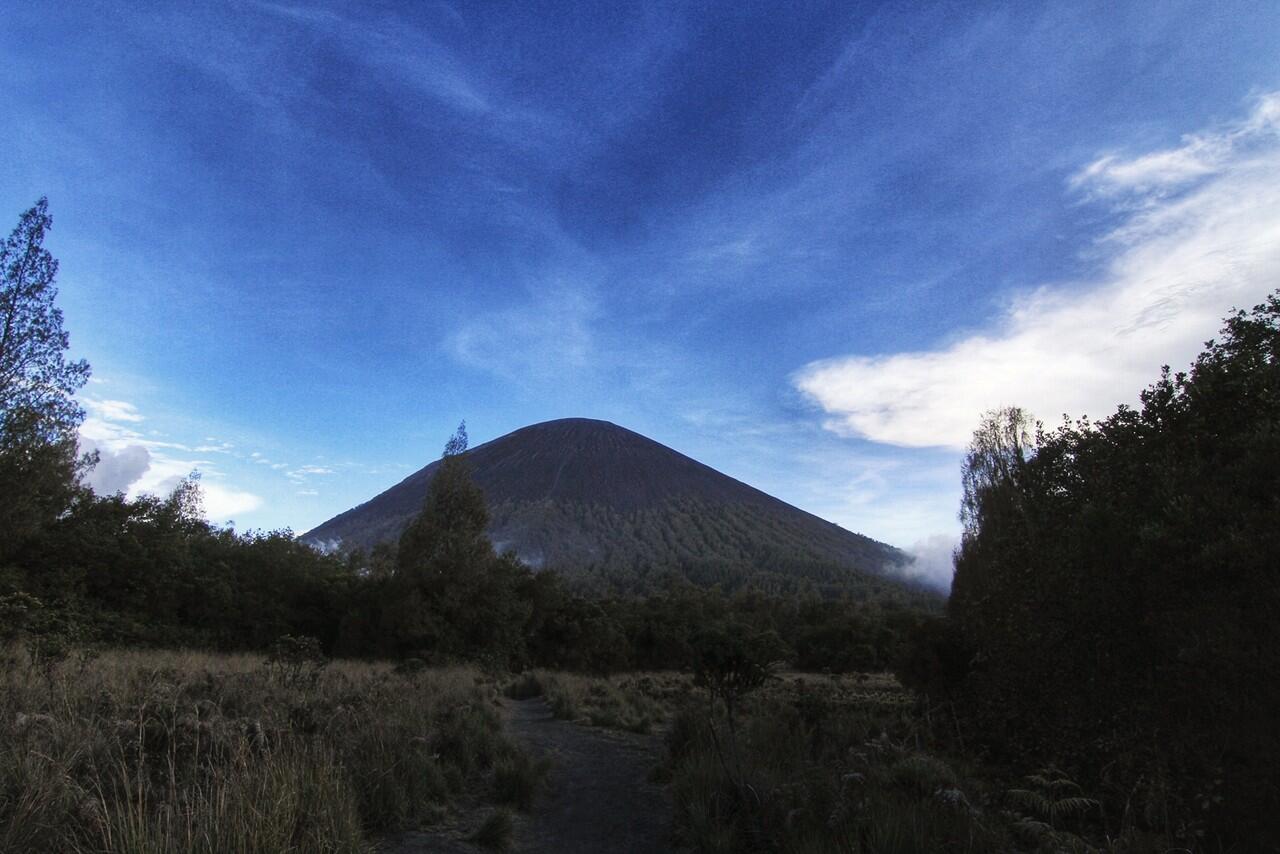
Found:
<box><xmin>794</xmin><ymin>93</ymin><xmax>1280</xmax><ymax>449</ymax></box>
<box><xmin>78</xmin><ymin>398</ymin><xmax>264</xmax><ymax>521</ymax></box>
<box><xmin>901</xmin><ymin>533</ymin><xmax>959</xmax><ymax>592</ymax></box>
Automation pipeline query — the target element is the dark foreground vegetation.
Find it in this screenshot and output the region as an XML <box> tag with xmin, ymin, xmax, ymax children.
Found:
<box><xmin>932</xmin><ymin>293</ymin><xmax>1280</xmax><ymax>851</ymax></box>
<box><xmin>0</xmin><ymin>646</ymin><xmax>533</xmax><ymax>852</ymax></box>
<box><xmin>3</xmin><ymin>197</ymin><xmax>1278</xmax><ymax>851</ymax></box>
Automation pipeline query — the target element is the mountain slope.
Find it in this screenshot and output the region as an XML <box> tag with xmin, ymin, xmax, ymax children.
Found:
<box><xmin>304</xmin><ymin>418</ymin><xmax>923</xmax><ymax>601</ymax></box>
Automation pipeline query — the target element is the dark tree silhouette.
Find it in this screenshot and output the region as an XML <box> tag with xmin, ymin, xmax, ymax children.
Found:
<box><xmin>0</xmin><ymin>199</ymin><xmax>93</xmax><ymax>560</ymax></box>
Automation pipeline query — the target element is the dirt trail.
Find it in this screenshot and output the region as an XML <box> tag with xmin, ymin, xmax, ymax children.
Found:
<box><xmin>381</xmin><ymin>697</ymin><xmax>680</xmax><ymax>853</ymax></box>
<box><xmin>504</xmin><ymin>697</ymin><xmax>677</xmax><ymax>853</ymax></box>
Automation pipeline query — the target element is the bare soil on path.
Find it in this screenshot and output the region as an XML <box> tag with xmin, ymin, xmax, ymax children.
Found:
<box><xmin>381</xmin><ymin>697</ymin><xmax>680</xmax><ymax>853</ymax></box>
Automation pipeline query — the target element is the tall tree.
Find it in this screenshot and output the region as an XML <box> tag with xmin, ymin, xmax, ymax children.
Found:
<box><xmin>395</xmin><ymin>421</ymin><xmax>491</xmax><ymax>583</ymax></box>
<box><xmin>0</xmin><ymin>198</ymin><xmax>90</xmax><ymax>433</ymax></box>
<box><xmin>949</xmin><ymin>406</ymin><xmax>1036</xmax><ymax>648</ymax></box>
<box><xmin>957</xmin><ymin>405</ymin><xmax>1034</xmax><ymax>541</ymax></box>
<box><xmin>0</xmin><ymin>199</ymin><xmax>93</xmax><ymax>560</ymax></box>
<box><xmin>385</xmin><ymin>422</ymin><xmax>502</xmax><ymax>657</ymax></box>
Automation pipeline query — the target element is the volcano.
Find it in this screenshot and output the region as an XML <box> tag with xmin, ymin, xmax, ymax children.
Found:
<box><xmin>304</xmin><ymin>418</ymin><xmax>925</xmax><ymax>601</ymax></box>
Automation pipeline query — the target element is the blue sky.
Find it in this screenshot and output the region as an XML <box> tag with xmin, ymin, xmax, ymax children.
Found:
<box><xmin>3</xmin><ymin>1</ymin><xmax>1279</xmax><ymax>587</ymax></box>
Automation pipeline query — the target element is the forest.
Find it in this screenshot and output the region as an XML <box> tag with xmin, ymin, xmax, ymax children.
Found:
<box><xmin>3</xmin><ymin>195</ymin><xmax>1277</xmax><ymax>852</ymax></box>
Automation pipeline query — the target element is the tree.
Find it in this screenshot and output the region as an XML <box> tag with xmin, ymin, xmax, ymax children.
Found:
<box><xmin>0</xmin><ymin>199</ymin><xmax>93</xmax><ymax>560</ymax></box>
<box><xmin>0</xmin><ymin>198</ymin><xmax>90</xmax><ymax>436</ymax></box>
<box><xmin>395</xmin><ymin>421</ymin><xmax>492</xmax><ymax>585</ymax></box>
<box><xmin>386</xmin><ymin>422</ymin><xmax>519</xmax><ymax>660</ymax></box>
<box><xmin>957</xmin><ymin>405</ymin><xmax>1034</xmax><ymax>541</ymax></box>
<box><xmin>946</xmin><ymin>293</ymin><xmax>1280</xmax><ymax>848</ymax></box>
<box><xmin>949</xmin><ymin>406</ymin><xmax>1037</xmax><ymax>645</ymax></box>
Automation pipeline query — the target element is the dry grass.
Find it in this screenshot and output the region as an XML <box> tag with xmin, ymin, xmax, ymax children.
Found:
<box><xmin>663</xmin><ymin>673</ymin><xmax>1010</xmax><ymax>853</ymax></box>
<box><xmin>507</xmin><ymin>670</ymin><xmax>689</xmax><ymax>733</ymax></box>
<box><xmin>0</xmin><ymin>646</ymin><xmax>530</xmax><ymax>853</ymax></box>
<box><xmin>517</xmin><ymin>669</ymin><xmax>1022</xmax><ymax>853</ymax></box>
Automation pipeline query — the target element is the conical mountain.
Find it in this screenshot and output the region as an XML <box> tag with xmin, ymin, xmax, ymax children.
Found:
<box><xmin>305</xmin><ymin>418</ymin><xmax>922</xmax><ymax>601</ymax></box>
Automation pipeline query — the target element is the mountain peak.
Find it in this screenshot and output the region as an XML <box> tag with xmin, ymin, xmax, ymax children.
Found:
<box><xmin>305</xmin><ymin>419</ymin><xmax>922</xmax><ymax>601</ymax></box>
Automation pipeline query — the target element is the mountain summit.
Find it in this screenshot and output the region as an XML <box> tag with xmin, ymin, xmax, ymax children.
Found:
<box><xmin>305</xmin><ymin>418</ymin><xmax>919</xmax><ymax>600</ymax></box>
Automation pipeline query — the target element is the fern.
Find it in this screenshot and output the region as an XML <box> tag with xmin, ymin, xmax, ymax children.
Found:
<box><xmin>1006</xmin><ymin>766</ymin><xmax>1102</xmax><ymax>851</ymax></box>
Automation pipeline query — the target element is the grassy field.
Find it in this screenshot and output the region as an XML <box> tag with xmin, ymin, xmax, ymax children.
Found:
<box><xmin>0</xmin><ymin>646</ymin><xmax>539</xmax><ymax>853</ymax></box>
<box><xmin>3</xmin><ymin>648</ymin><xmax>1144</xmax><ymax>854</ymax></box>
<box><xmin>510</xmin><ymin>669</ymin><xmax>1122</xmax><ymax>853</ymax></box>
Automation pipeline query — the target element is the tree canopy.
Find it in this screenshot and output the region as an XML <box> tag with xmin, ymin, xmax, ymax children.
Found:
<box><xmin>947</xmin><ymin>291</ymin><xmax>1280</xmax><ymax>849</ymax></box>
<box><xmin>0</xmin><ymin>199</ymin><xmax>93</xmax><ymax>561</ymax></box>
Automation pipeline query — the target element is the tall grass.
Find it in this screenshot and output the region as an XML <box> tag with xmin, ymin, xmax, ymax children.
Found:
<box><xmin>0</xmin><ymin>646</ymin><xmax>530</xmax><ymax>853</ymax></box>
<box><xmin>665</xmin><ymin>674</ymin><xmax>1014</xmax><ymax>854</ymax></box>
<box><xmin>506</xmin><ymin>670</ymin><xmax>683</xmax><ymax>733</ymax></box>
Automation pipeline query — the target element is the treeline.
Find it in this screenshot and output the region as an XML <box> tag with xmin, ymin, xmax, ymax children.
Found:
<box><xmin>2</xmin><ymin>449</ymin><xmax>933</xmax><ymax>678</ymax></box>
<box><xmin>904</xmin><ymin>293</ymin><xmax>1280</xmax><ymax>850</ymax></box>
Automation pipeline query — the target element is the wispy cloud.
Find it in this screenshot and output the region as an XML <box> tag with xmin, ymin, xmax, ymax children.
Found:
<box><xmin>249</xmin><ymin>0</ymin><xmax>570</xmax><ymax>147</ymax></box>
<box><xmin>286</xmin><ymin>464</ymin><xmax>336</xmax><ymax>486</ymax></box>
<box><xmin>1072</xmin><ymin>93</ymin><xmax>1280</xmax><ymax>197</ymax></box>
<box><xmin>292</xmin><ymin>465</ymin><xmax>335</xmax><ymax>476</ymax></box>
<box><xmin>447</xmin><ymin>280</ymin><xmax>597</xmax><ymax>381</ymax></box>
<box><xmin>795</xmin><ymin>93</ymin><xmax>1280</xmax><ymax>449</ymax></box>
<box><xmin>254</xmin><ymin>0</ymin><xmax>491</xmax><ymax>114</ymax></box>
<box><xmin>85</xmin><ymin>399</ymin><xmax>145</xmax><ymax>423</ymax></box>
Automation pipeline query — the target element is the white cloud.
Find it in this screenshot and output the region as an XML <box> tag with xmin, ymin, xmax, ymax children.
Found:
<box><xmin>201</xmin><ymin>483</ymin><xmax>264</xmax><ymax>521</ymax></box>
<box><xmin>78</xmin><ymin>395</ymin><xmax>263</xmax><ymax>522</ymax></box>
<box><xmin>85</xmin><ymin>398</ymin><xmax>145</xmax><ymax>423</ymax></box>
<box><xmin>291</xmin><ymin>465</ymin><xmax>334</xmax><ymax>476</ymax></box>
<box><xmin>79</xmin><ymin>437</ymin><xmax>152</xmax><ymax>495</ymax></box>
<box><xmin>1071</xmin><ymin>93</ymin><xmax>1279</xmax><ymax>197</ymax></box>
<box><xmin>795</xmin><ymin>93</ymin><xmax>1280</xmax><ymax>449</ymax></box>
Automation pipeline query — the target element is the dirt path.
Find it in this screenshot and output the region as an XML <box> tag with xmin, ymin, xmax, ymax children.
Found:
<box><xmin>505</xmin><ymin>697</ymin><xmax>677</xmax><ymax>853</ymax></box>
<box><xmin>381</xmin><ymin>697</ymin><xmax>680</xmax><ymax>853</ymax></box>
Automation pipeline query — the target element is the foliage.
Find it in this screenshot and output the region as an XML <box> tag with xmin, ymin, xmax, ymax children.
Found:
<box><xmin>691</xmin><ymin>624</ymin><xmax>783</xmax><ymax>716</ymax></box>
<box><xmin>0</xmin><ymin>647</ymin><xmax>531</xmax><ymax>853</ymax></box>
<box><xmin>691</xmin><ymin>624</ymin><xmax>786</xmax><ymax>799</ymax></box>
<box><xmin>0</xmin><ymin>199</ymin><xmax>93</xmax><ymax>563</ymax></box>
<box><xmin>0</xmin><ymin>198</ymin><xmax>91</xmax><ymax>434</ymax></box>
<box><xmin>491</xmin><ymin>750</ymin><xmax>550</xmax><ymax>810</ymax></box>
<box><xmin>664</xmin><ymin>673</ymin><xmax>1012</xmax><ymax>854</ymax></box>
<box><xmin>383</xmin><ymin>422</ymin><xmax>531</xmax><ymax>665</ymax></box>
<box><xmin>890</xmin><ymin>615</ymin><xmax>970</xmax><ymax>701</ymax></box>
<box><xmin>1005</xmin><ymin>767</ymin><xmax>1100</xmax><ymax>849</ymax></box>
<box><xmin>948</xmin><ymin>291</ymin><xmax>1280</xmax><ymax>850</ymax></box>
<box><xmin>467</xmin><ymin>809</ymin><xmax>514</xmax><ymax>851</ymax></box>
<box><xmin>265</xmin><ymin>633</ymin><xmax>328</xmax><ymax>688</ymax></box>
<box><xmin>515</xmin><ymin>670</ymin><xmax>669</xmax><ymax>733</ymax></box>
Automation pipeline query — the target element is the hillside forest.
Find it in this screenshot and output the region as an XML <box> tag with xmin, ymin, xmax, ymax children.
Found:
<box><xmin>2</xmin><ymin>198</ymin><xmax>1278</xmax><ymax>851</ymax></box>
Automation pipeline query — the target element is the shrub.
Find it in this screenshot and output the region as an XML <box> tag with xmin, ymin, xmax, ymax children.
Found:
<box><xmin>0</xmin><ymin>648</ymin><xmax>534</xmax><ymax>852</ymax></box>
<box><xmin>468</xmin><ymin>809</ymin><xmax>514</xmax><ymax>851</ymax></box>
<box><xmin>492</xmin><ymin>751</ymin><xmax>549</xmax><ymax>811</ymax></box>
